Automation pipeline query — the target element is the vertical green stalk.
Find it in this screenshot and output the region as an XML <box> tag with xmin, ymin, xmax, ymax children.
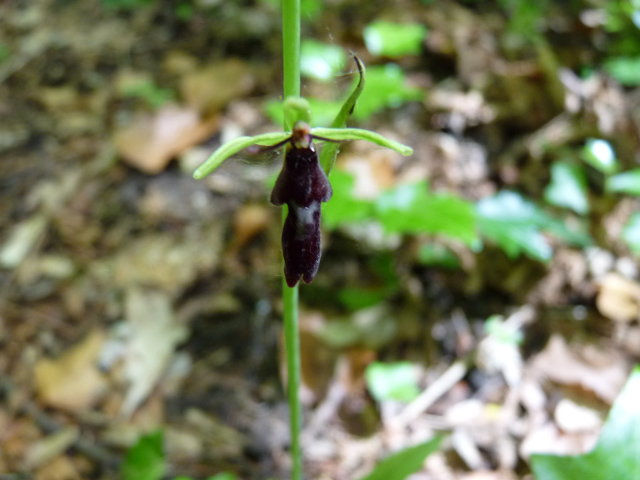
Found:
<box><xmin>281</xmin><ymin>1</ymin><xmax>302</xmax><ymax>479</ymax></box>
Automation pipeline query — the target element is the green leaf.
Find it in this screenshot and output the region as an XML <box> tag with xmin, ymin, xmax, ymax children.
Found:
<box><xmin>365</xmin><ymin>362</ymin><xmax>421</xmax><ymax>402</ymax></box>
<box><xmin>623</xmin><ymin>213</ymin><xmax>640</xmax><ymax>254</ymax></box>
<box><xmin>417</xmin><ymin>244</ymin><xmax>460</xmax><ymax>268</ymax></box>
<box><xmin>358</xmin><ymin>436</ymin><xmax>443</xmax><ymax>480</ymax></box>
<box><xmin>175</xmin><ymin>473</ymin><xmax>238</xmax><ymax>480</ymax></box>
<box><xmin>544</xmin><ymin>161</ymin><xmax>589</xmax><ymax>214</ymax></box>
<box><xmin>301</xmin><ymin>0</ymin><xmax>322</xmax><ymax>19</ymax></box>
<box><xmin>354</xmin><ymin>64</ymin><xmax>423</xmax><ymax>121</ymax></box>
<box><xmin>375</xmin><ymin>183</ymin><xmax>477</xmax><ymax>245</ymax></box>
<box><xmin>323</xmin><ymin>170</ymin><xmax>375</xmax><ymax>229</ymax></box>
<box><xmin>122</xmin><ymin>431</ymin><xmax>165</xmax><ymax>480</ymax></box>
<box><xmin>364</xmin><ymin>21</ymin><xmax>427</xmax><ymax>57</ymax></box>
<box><xmin>207</xmin><ymin>474</ymin><xmax>238</xmax><ymax>480</ymax></box>
<box><xmin>582</xmin><ymin>138</ymin><xmax>618</xmax><ymax>175</ymax></box>
<box><xmin>604</xmin><ymin>56</ymin><xmax>640</xmax><ymax>86</ymax></box>
<box><xmin>301</xmin><ymin>40</ymin><xmax>346</xmax><ymax>81</ymax></box>
<box><xmin>606</xmin><ymin>169</ymin><xmax>640</xmax><ymax>195</ymax></box>
<box><xmin>531</xmin><ymin>365</ymin><xmax>640</xmax><ymax>480</ymax></box>
<box><xmin>311</xmin><ymin>127</ymin><xmax>413</xmax><ymax>156</ymax></box>
<box><xmin>193</xmin><ymin>131</ymin><xmax>291</xmax><ymax>179</ymax></box>
<box><xmin>339</xmin><ymin>287</ymin><xmax>390</xmax><ymax>311</ymax></box>
<box><xmin>476</xmin><ymin>191</ymin><xmax>552</xmax><ymax>261</ymax></box>
<box><xmin>0</xmin><ymin>43</ymin><xmax>11</xmax><ymax>64</ymax></box>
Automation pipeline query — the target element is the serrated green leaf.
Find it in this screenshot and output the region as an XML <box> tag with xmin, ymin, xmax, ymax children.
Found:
<box><xmin>623</xmin><ymin>213</ymin><xmax>640</xmax><ymax>254</ymax></box>
<box><xmin>365</xmin><ymin>362</ymin><xmax>420</xmax><ymax>402</ymax></box>
<box><xmin>358</xmin><ymin>436</ymin><xmax>443</xmax><ymax>480</ymax></box>
<box><xmin>375</xmin><ymin>183</ymin><xmax>477</xmax><ymax>245</ymax></box>
<box><xmin>301</xmin><ymin>40</ymin><xmax>346</xmax><ymax>81</ymax></box>
<box><xmin>122</xmin><ymin>431</ymin><xmax>165</xmax><ymax>480</ymax></box>
<box><xmin>354</xmin><ymin>64</ymin><xmax>423</xmax><ymax>120</ymax></box>
<box><xmin>606</xmin><ymin>169</ymin><xmax>640</xmax><ymax>195</ymax></box>
<box><xmin>531</xmin><ymin>366</ymin><xmax>640</xmax><ymax>480</ymax></box>
<box><xmin>582</xmin><ymin>138</ymin><xmax>618</xmax><ymax>175</ymax></box>
<box><xmin>604</xmin><ymin>56</ymin><xmax>640</xmax><ymax>86</ymax></box>
<box><xmin>364</xmin><ymin>21</ymin><xmax>427</xmax><ymax>57</ymax></box>
<box><xmin>544</xmin><ymin>161</ymin><xmax>589</xmax><ymax>214</ymax></box>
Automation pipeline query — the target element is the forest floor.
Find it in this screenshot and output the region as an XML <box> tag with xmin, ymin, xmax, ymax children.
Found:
<box><xmin>1</xmin><ymin>1</ymin><xmax>639</xmax><ymax>479</ymax></box>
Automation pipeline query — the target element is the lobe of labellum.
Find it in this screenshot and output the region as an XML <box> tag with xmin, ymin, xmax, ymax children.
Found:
<box><xmin>281</xmin><ymin>202</ymin><xmax>322</xmax><ymax>287</ymax></box>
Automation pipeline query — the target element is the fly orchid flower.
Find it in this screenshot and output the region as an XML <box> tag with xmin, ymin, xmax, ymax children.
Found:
<box><xmin>193</xmin><ymin>58</ymin><xmax>412</xmax><ymax>286</ymax></box>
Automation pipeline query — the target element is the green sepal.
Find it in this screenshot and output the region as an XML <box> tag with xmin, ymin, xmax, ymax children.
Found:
<box><xmin>312</xmin><ymin>127</ymin><xmax>413</xmax><ymax>156</ymax></box>
<box><xmin>283</xmin><ymin>96</ymin><xmax>311</xmax><ymax>130</ymax></box>
<box><xmin>192</xmin><ymin>131</ymin><xmax>291</xmax><ymax>179</ymax></box>
<box><xmin>319</xmin><ymin>56</ymin><xmax>366</xmax><ymax>173</ymax></box>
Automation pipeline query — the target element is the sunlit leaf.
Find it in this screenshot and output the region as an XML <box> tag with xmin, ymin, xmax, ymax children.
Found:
<box><xmin>358</xmin><ymin>436</ymin><xmax>443</xmax><ymax>480</ymax></box>
<box><xmin>376</xmin><ymin>183</ymin><xmax>477</xmax><ymax>245</ymax></box>
<box><xmin>122</xmin><ymin>431</ymin><xmax>165</xmax><ymax>480</ymax></box>
<box><xmin>354</xmin><ymin>64</ymin><xmax>423</xmax><ymax>121</ymax></box>
<box><xmin>531</xmin><ymin>366</ymin><xmax>640</xmax><ymax>480</ymax></box>
<box><xmin>364</xmin><ymin>21</ymin><xmax>427</xmax><ymax>57</ymax></box>
<box><xmin>606</xmin><ymin>169</ymin><xmax>640</xmax><ymax>195</ymax></box>
<box><xmin>604</xmin><ymin>56</ymin><xmax>640</xmax><ymax>86</ymax></box>
<box><xmin>476</xmin><ymin>191</ymin><xmax>552</xmax><ymax>261</ymax></box>
<box><xmin>366</xmin><ymin>362</ymin><xmax>420</xmax><ymax>402</ymax></box>
<box><xmin>323</xmin><ymin>170</ymin><xmax>375</xmax><ymax>229</ymax></box>
<box><xmin>301</xmin><ymin>40</ymin><xmax>346</xmax><ymax>81</ymax></box>
<box><xmin>623</xmin><ymin>213</ymin><xmax>640</xmax><ymax>254</ymax></box>
<box><xmin>582</xmin><ymin>138</ymin><xmax>618</xmax><ymax>175</ymax></box>
<box><xmin>544</xmin><ymin>161</ymin><xmax>589</xmax><ymax>214</ymax></box>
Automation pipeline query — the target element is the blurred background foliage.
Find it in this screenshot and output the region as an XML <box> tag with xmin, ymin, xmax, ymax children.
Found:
<box><xmin>1</xmin><ymin>0</ymin><xmax>640</xmax><ymax>479</ymax></box>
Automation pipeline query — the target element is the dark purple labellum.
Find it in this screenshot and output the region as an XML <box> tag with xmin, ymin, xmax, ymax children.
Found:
<box><xmin>270</xmin><ymin>122</ymin><xmax>332</xmax><ymax>287</ymax></box>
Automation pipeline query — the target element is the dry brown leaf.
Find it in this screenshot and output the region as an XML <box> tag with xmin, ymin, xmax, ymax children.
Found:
<box><xmin>24</xmin><ymin>427</ymin><xmax>79</xmax><ymax>469</ymax></box>
<box><xmin>554</xmin><ymin>398</ymin><xmax>602</xmax><ymax>434</ymax></box>
<box><xmin>35</xmin><ymin>330</ymin><xmax>108</xmax><ymax>411</ymax></box>
<box><xmin>34</xmin><ymin>455</ymin><xmax>82</xmax><ymax>480</ymax></box>
<box><xmin>231</xmin><ymin>204</ymin><xmax>271</xmax><ymax>250</ymax></box>
<box><xmin>180</xmin><ymin>59</ymin><xmax>254</xmax><ymax>115</ymax></box>
<box><xmin>114</xmin><ymin>105</ymin><xmax>219</xmax><ymax>174</ymax></box>
<box><xmin>596</xmin><ymin>272</ymin><xmax>640</xmax><ymax>323</ymax></box>
<box><xmin>520</xmin><ymin>421</ymin><xmax>599</xmax><ymax>458</ymax></box>
<box><xmin>528</xmin><ymin>335</ymin><xmax>628</xmax><ymax>403</ymax></box>
<box><xmin>120</xmin><ymin>288</ymin><xmax>188</xmax><ymax>416</ymax></box>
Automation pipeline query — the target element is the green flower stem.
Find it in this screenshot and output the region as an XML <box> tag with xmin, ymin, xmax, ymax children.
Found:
<box><xmin>281</xmin><ymin>1</ymin><xmax>303</xmax><ymax>479</ymax></box>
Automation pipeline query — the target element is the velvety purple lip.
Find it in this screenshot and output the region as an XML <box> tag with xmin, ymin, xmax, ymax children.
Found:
<box><xmin>271</xmin><ymin>123</ymin><xmax>332</xmax><ymax>287</ymax></box>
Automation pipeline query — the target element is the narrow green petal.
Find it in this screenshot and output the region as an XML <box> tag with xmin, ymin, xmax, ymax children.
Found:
<box><xmin>192</xmin><ymin>131</ymin><xmax>291</xmax><ymax>179</ymax></box>
<box><xmin>311</xmin><ymin>127</ymin><xmax>413</xmax><ymax>156</ymax></box>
